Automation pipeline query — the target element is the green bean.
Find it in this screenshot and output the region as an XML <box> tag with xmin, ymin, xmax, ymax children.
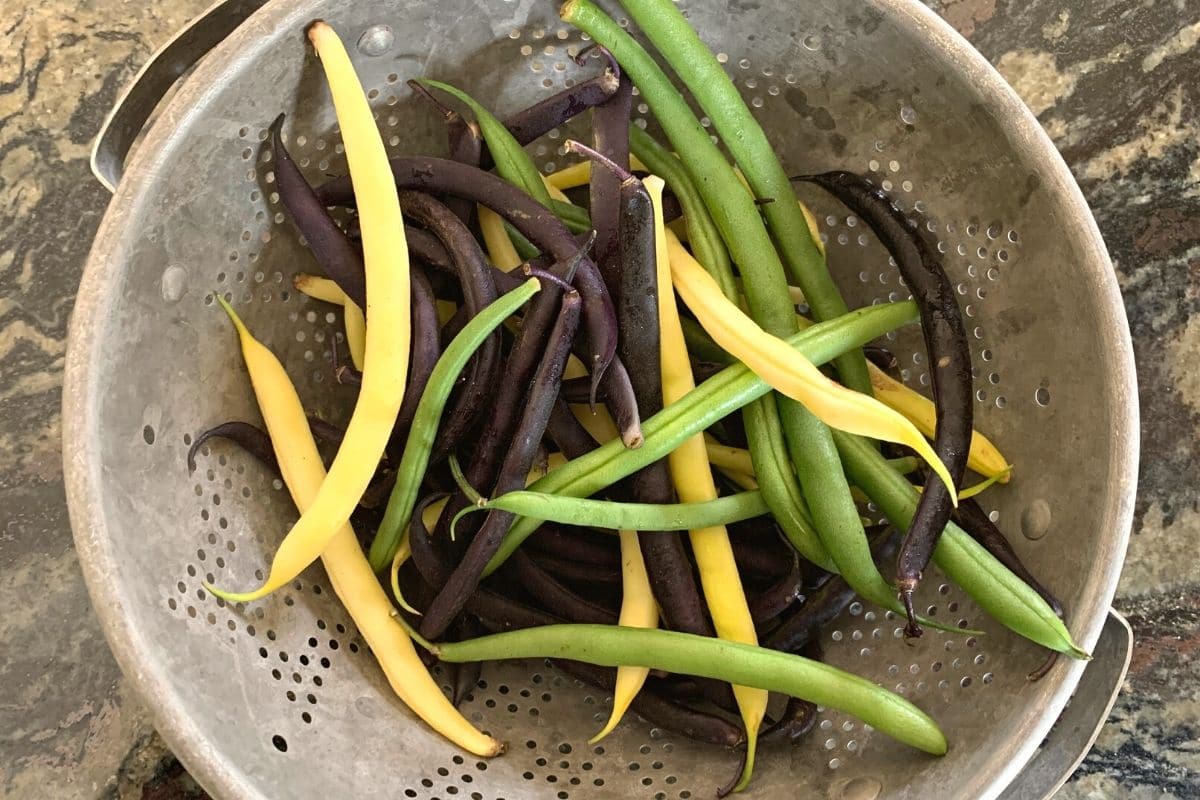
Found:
<box><xmin>411</xmin><ymin>623</ymin><xmax>947</xmax><ymax>755</ymax></box>
<box><xmin>742</xmin><ymin>393</ymin><xmax>835</xmax><ymax>572</ymax></box>
<box><xmin>456</xmin><ymin>489</ymin><xmax>769</xmax><ymax>534</ymax></box>
<box><xmin>833</xmin><ymin>431</ymin><xmax>1088</xmax><ymax>658</ymax></box>
<box><xmin>612</xmin><ymin>0</ymin><xmax>872</xmax><ymax>397</ymax></box>
<box><xmin>367</xmin><ymin>278</ymin><xmax>542</xmax><ymax>571</ymax></box>
<box><xmin>627</xmin><ymin>125</ymin><xmax>732</xmax><ymax>296</ymax></box>
<box><xmin>562</xmin><ymin>0</ymin><xmax>890</xmax><ymax>629</ymax></box>
<box><xmin>485</xmin><ymin>300</ymin><xmax>919</xmax><ymax>572</ymax></box>
<box><xmin>504</xmin><ymin>222</ymin><xmax>540</xmax><ymax>262</ymax></box>
<box><xmin>550</xmin><ymin>199</ymin><xmax>592</xmax><ymax>234</ymax></box>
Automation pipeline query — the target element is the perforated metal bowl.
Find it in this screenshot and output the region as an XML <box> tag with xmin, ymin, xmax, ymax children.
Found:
<box><xmin>64</xmin><ymin>1</ymin><xmax>1137</xmax><ymax>798</ymax></box>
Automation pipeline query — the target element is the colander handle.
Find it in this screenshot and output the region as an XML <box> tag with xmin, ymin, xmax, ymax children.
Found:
<box><xmin>998</xmin><ymin>608</ymin><xmax>1132</xmax><ymax>800</ymax></box>
<box><xmin>90</xmin><ymin>0</ymin><xmax>269</xmax><ymax>192</ymax></box>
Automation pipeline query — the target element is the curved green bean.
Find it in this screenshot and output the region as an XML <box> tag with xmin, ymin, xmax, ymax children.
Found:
<box><xmin>563</xmin><ymin>0</ymin><xmax>898</xmax><ymax>634</ymax></box>
<box><xmin>417</xmin><ymin>623</ymin><xmax>948</xmax><ymax>756</ymax></box>
<box><xmin>484</xmin><ymin>299</ymin><xmax>920</xmax><ymax>573</ymax></box>
<box><xmin>613</xmin><ymin>0</ymin><xmax>872</xmax><ymax>396</ymax></box>
<box><xmin>627</xmin><ymin>126</ymin><xmax>732</xmax><ymax>296</ymax></box>
<box><xmin>456</xmin><ymin>489</ymin><xmax>769</xmax><ymax>534</ymax></box>
<box><xmin>834</xmin><ymin>431</ymin><xmax>1088</xmax><ymax>658</ymax></box>
<box><xmin>550</xmin><ymin>199</ymin><xmax>592</xmax><ymax>234</ymax></box>
<box><xmin>367</xmin><ymin>278</ymin><xmax>542</xmax><ymax>572</ymax></box>
<box><xmin>742</xmin><ymin>393</ymin><xmax>835</xmax><ymax>572</ymax></box>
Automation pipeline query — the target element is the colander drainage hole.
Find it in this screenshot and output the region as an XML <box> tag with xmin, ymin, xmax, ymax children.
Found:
<box><xmin>271</xmin><ymin>734</ymin><xmax>288</xmax><ymax>752</ymax></box>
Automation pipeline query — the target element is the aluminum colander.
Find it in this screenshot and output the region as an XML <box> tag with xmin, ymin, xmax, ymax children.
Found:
<box><xmin>64</xmin><ymin>1</ymin><xmax>1139</xmax><ymax>798</ymax></box>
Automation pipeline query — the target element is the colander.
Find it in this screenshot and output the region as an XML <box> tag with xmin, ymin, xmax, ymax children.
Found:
<box><xmin>64</xmin><ymin>0</ymin><xmax>1139</xmax><ymax>798</ymax></box>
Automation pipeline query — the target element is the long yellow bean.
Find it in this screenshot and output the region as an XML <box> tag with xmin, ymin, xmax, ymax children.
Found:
<box><xmin>293</xmin><ymin>273</ymin><xmax>347</xmax><ymax>305</ymax></box>
<box><xmin>666</xmin><ymin>229</ymin><xmax>958</xmax><ymax>502</ymax></box>
<box><xmin>591</xmin><ymin>529</ymin><xmax>658</xmax><ymax>743</ymax></box>
<box><xmin>649</xmin><ymin>175</ymin><xmax>765</xmax><ymax>790</ymax></box>
<box><xmin>869</xmin><ymin>366</ymin><xmax>1011</xmax><ymax>481</ymax></box>
<box><xmin>545</xmin><ymin>155</ymin><xmax>649</xmax><ymax>190</ymax></box>
<box><xmin>343</xmin><ymin>299</ymin><xmax>366</xmax><ymax>371</ymax></box>
<box><xmin>478</xmin><ymin>206</ymin><xmax>521</xmax><ymax>270</ymax></box>
<box><xmin>209</xmin><ymin>21</ymin><xmax>409</xmax><ymax>602</ymax></box>
<box><xmin>216</xmin><ymin>300</ymin><xmax>499</xmax><ymax>756</ymax></box>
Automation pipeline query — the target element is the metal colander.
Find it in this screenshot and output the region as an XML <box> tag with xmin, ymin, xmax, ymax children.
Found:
<box><xmin>64</xmin><ymin>1</ymin><xmax>1138</xmax><ymax>798</ymax></box>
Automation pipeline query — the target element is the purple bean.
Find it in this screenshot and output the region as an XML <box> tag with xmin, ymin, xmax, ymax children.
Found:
<box><xmin>396</xmin><ymin>266</ymin><xmax>441</xmax><ymax>430</ymax></box>
<box><xmin>421</xmin><ymin>291</ymin><xmax>583</xmax><ymax>638</ymax></box>
<box><xmin>317</xmin><ymin>157</ymin><xmax>627</xmax><ymax>412</ymax></box>
<box><xmin>397</xmin><ymin>192</ymin><xmax>501</xmax><ymax>460</ymax></box>
<box><xmin>749</xmin><ymin>555</ymin><xmax>806</xmax><ymax>627</ymax></box>
<box><xmin>526</xmin><ymin>524</ymin><xmax>619</xmax><ymax>567</ymax></box>
<box><xmin>585</xmin><ymin>72</ymin><xmax>634</xmax><ymax>295</ymax></box>
<box><xmin>527</xmin><ymin>552</ymin><xmax>622</xmax><ymax>585</ymax></box>
<box><xmin>545</xmin><ymin>396</ymin><xmax>600</xmax><ymax>460</ymax></box>
<box><xmin>187</xmin><ymin>421</ymin><xmax>277</xmax><ymax>474</ymax></box>
<box><xmin>764</xmin><ymin>528</ymin><xmax>898</xmax><ymax>653</ymax></box>
<box><xmin>796</xmin><ymin>171</ymin><xmax>972</xmax><ymax>636</ymax></box>
<box><xmin>270</xmin><ymin>114</ymin><xmax>366</xmax><ymax>308</ymax></box>
<box><xmin>506</xmin><ymin>550</ymin><xmax>618</xmax><ymax>624</ymax></box>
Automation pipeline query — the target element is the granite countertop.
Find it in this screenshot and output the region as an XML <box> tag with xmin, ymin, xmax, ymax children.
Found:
<box><xmin>1</xmin><ymin>1</ymin><xmax>1197</xmax><ymax>798</ymax></box>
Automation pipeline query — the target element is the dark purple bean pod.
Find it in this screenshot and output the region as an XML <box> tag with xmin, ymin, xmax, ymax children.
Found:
<box><xmin>505</xmin><ymin>550</ymin><xmax>618</xmax><ymax>624</ymax></box>
<box><xmin>760</xmin><ymin>697</ymin><xmax>819</xmax><ymax>745</ymax></box>
<box><xmin>527</xmin><ymin>552</ymin><xmax>622</xmax><ymax>586</ymax></box>
<box><xmin>397</xmin><ymin>191</ymin><xmax>501</xmax><ymax>460</ymax></box>
<box><xmin>560</xmin><ymin>660</ymin><xmax>745</xmax><ymax>749</ymax></box>
<box><xmin>955</xmin><ymin>498</ymin><xmax>1064</xmax><ymax>617</ymax></box>
<box><xmin>526</xmin><ymin>524</ymin><xmax>619</xmax><ymax>567</ymax></box>
<box><xmin>396</xmin><ymin>265</ymin><xmax>442</xmax><ymax>430</ymax></box>
<box><xmin>558</xmin><ymin>142</ymin><xmax>719</xmax><ymax>644</ymax></box>
<box><xmin>317</xmin><ymin>157</ymin><xmax>631</xmax><ymax>425</ymax></box>
<box><xmin>795</xmin><ymin>171</ymin><xmax>973</xmax><ymax>637</ymax></box>
<box><xmin>863</xmin><ymin>344</ymin><xmax>901</xmax><ymax>377</ymax></box>
<box><xmin>429</xmin><ymin>267</ymin><xmax>570</xmax><ymax>556</ymax></box>
<box><xmin>187</xmin><ymin>421</ymin><xmax>277</xmax><ymax>475</ymax></box>
<box><xmin>583</xmin><ymin>72</ymin><xmax>634</xmax><ymax>295</ymax></box>
<box><xmin>492</xmin><ymin>54</ymin><xmax>621</xmax><ymax>155</ymax></box>
<box><xmin>451</xmin><ymin>616</ymin><xmax>484</xmax><ymax>707</ymax></box>
<box><xmin>270</xmin><ymin>114</ymin><xmax>367</xmax><ymax>308</ymax></box>
<box><xmin>408</xmin><ymin>79</ymin><xmax>482</xmax><ymax>225</ymax></box>
<box><xmin>545</xmin><ymin>396</ymin><xmax>600</xmax><ymax>461</ymax></box>
<box><xmin>306</xmin><ymin>416</ymin><xmax>348</xmax><ymax>448</ymax></box>
<box><xmin>749</xmin><ymin>555</ymin><xmax>806</xmax><ymax>627</ymax></box>
<box><xmin>438</xmin><ymin>303</ymin><xmax>471</xmax><ymax>351</ymax></box>
<box><xmin>764</xmin><ymin>527</ymin><xmax>899</xmax><ymax>653</ymax></box>
<box><xmin>421</xmin><ymin>291</ymin><xmax>583</xmax><ymax>638</ymax></box>
<box><xmin>731</xmin><ymin>539</ymin><xmax>791</xmax><ymax>580</ymax></box>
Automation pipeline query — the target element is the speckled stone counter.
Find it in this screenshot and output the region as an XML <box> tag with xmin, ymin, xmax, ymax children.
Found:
<box><xmin>1</xmin><ymin>1</ymin><xmax>1196</xmax><ymax>797</ymax></box>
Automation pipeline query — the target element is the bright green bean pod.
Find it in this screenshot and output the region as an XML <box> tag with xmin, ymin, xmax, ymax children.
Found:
<box><xmin>419</xmin><ymin>623</ymin><xmax>948</xmax><ymax>755</ymax></box>
<box><xmin>742</xmin><ymin>393</ymin><xmax>835</xmax><ymax>572</ymax></box>
<box><xmin>563</xmin><ymin>0</ymin><xmax>885</xmax><ymax>623</ymax></box>
<box><xmin>550</xmin><ymin>199</ymin><xmax>592</xmax><ymax>234</ymax></box>
<box><xmin>485</xmin><ymin>300</ymin><xmax>919</xmax><ymax>572</ymax></box>
<box><xmin>834</xmin><ymin>431</ymin><xmax>1089</xmax><ymax>658</ymax></box>
<box><xmin>612</xmin><ymin>0</ymin><xmax>872</xmax><ymax>396</ymax></box>
<box><xmin>457</xmin><ymin>489</ymin><xmax>769</xmax><ymax>533</ymax></box>
<box><xmin>368</xmin><ymin>278</ymin><xmax>541</xmax><ymax>571</ymax></box>
<box><xmin>627</xmin><ymin>125</ymin><xmax>732</xmax><ymax>295</ymax></box>
<box><xmin>626</xmin><ymin>86</ymin><xmax>836</xmax><ymax>579</ymax></box>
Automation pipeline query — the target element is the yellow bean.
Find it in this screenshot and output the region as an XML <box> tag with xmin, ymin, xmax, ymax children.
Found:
<box><xmin>648</xmin><ymin>175</ymin><xmax>766</xmax><ymax>782</ymax></box>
